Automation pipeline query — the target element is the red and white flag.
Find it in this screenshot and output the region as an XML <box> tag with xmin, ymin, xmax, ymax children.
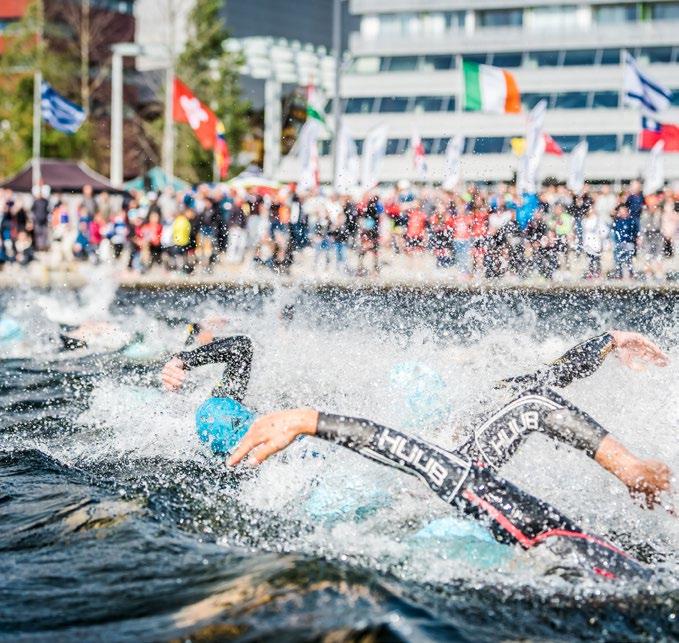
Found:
<box><xmin>411</xmin><ymin>130</ymin><xmax>427</xmax><ymax>181</ymax></box>
<box><xmin>173</xmin><ymin>78</ymin><xmax>218</xmax><ymax>151</ymax></box>
<box><xmin>543</xmin><ymin>133</ymin><xmax>563</xmax><ymax>156</ymax></box>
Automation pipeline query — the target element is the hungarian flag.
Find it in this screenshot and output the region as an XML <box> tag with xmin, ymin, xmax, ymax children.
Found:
<box><xmin>463</xmin><ymin>60</ymin><xmax>521</xmax><ymax>114</ymax></box>
<box><xmin>214</xmin><ymin>120</ymin><xmax>231</xmax><ymax>179</ymax></box>
<box><xmin>640</xmin><ymin>117</ymin><xmax>679</xmax><ymax>152</ymax></box>
<box><xmin>173</xmin><ymin>78</ymin><xmax>218</xmax><ymax>150</ymax></box>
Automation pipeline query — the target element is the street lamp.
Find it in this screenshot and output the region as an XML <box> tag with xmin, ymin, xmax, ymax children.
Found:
<box><xmin>110</xmin><ymin>42</ymin><xmax>169</xmax><ymax>187</ymax></box>
<box><xmin>225</xmin><ymin>37</ymin><xmax>336</xmax><ymax>179</ymax></box>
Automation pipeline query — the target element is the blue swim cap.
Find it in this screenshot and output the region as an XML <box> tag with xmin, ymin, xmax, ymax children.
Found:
<box><xmin>195</xmin><ymin>396</ymin><xmax>255</xmax><ymax>455</ymax></box>
<box><xmin>0</xmin><ymin>317</ymin><xmax>23</xmax><ymax>344</ymax></box>
<box><xmin>389</xmin><ymin>361</ymin><xmax>449</xmax><ymax>427</ymax></box>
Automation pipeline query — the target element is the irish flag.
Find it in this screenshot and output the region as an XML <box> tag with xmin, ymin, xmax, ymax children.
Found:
<box><xmin>463</xmin><ymin>60</ymin><xmax>521</xmax><ymax>114</ymax></box>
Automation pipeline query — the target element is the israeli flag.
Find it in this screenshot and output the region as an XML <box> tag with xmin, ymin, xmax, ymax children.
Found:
<box><xmin>41</xmin><ymin>82</ymin><xmax>85</xmax><ymax>134</ymax></box>
<box><xmin>623</xmin><ymin>51</ymin><xmax>672</xmax><ymax>115</ymax></box>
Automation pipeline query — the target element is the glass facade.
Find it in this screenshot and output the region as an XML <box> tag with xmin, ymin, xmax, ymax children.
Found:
<box><xmin>477</xmin><ymin>9</ymin><xmax>523</xmax><ymax>27</ymax></box>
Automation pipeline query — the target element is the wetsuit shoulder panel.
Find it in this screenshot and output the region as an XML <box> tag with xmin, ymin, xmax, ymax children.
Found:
<box><xmin>469</xmin><ymin>387</ymin><xmax>608</xmax><ymax>468</ymax></box>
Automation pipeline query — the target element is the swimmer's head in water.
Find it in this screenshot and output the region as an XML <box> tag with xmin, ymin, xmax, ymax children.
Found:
<box><xmin>389</xmin><ymin>361</ymin><xmax>449</xmax><ymax>427</ymax></box>
<box><xmin>195</xmin><ymin>396</ymin><xmax>255</xmax><ymax>454</ymax></box>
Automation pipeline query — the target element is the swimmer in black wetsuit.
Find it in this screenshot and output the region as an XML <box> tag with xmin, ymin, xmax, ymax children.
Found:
<box><xmin>215</xmin><ymin>330</ymin><xmax>672</xmax><ymax>580</ymax></box>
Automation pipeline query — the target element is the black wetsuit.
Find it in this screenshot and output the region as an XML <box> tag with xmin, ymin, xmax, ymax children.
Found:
<box><xmin>177</xmin><ymin>332</ymin><xmax>649</xmax><ymax>580</ymax></box>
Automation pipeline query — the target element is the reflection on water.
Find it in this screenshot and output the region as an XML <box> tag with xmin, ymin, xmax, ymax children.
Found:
<box><xmin>1</xmin><ymin>283</ymin><xmax>678</xmax><ymax>641</ymax></box>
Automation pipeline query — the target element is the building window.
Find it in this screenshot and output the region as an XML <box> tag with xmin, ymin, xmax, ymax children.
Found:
<box><xmin>670</xmin><ymin>90</ymin><xmax>679</xmax><ymax>107</ymax></box>
<box><xmin>586</xmin><ymin>134</ymin><xmax>618</xmax><ymax>152</ymax></box>
<box><xmin>522</xmin><ymin>93</ymin><xmax>553</xmax><ymax>110</ymax></box>
<box><xmin>422</xmin><ymin>138</ymin><xmax>436</xmax><ymax>154</ymax></box>
<box><xmin>380</xmin><ymin>97</ymin><xmax>409</xmax><ymax>113</ymax></box>
<box><xmin>444</xmin><ymin>11</ymin><xmax>466</xmax><ymax>30</ymax></box>
<box><xmin>528</xmin><ymin>5</ymin><xmax>579</xmax><ymax>30</ymax></box>
<box><xmin>319</xmin><ymin>140</ymin><xmax>331</xmax><ymax>156</ymax></box>
<box><xmin>553</xmin><ymin>135</ymin><xmax>582</xmax><ymax>153</ymax></box>
<box><xmin>436</xmin><ymin>138</ymin><xmax>450</xmax><ymax>154</ymax></box>
<box><xmin>622</xmin><ymin>133</ymin><xmax>636</xmax><ymax>151</ymax></box>
<box><xmin>555</xmin><ymin>92</ymin><xmax>588</xmax><ymax>109</ymax></box>
<box><xmin>413</xmin><ymin>96</ymin><xmax>445</xmax><ymax>112</ymax></box>
<box><xmin>563</xmin><ymin>49</ymin><xmax>597</xmax><ymax>66</ymax></box>
<box><xmin>527</xmin><ymin>50</ymin><xmax>562</xmax><ymax>67</ymax></box>
<box><xmin>490</xmin><ymin>52</ymin><xmax>523</xmax><ymax>68</ymax></box>
<box><xmin>422</xmin><ymin>54</ymin><xmax>454</xmax><ymax>70</ymax></box>
<box><xmin>638</xmin><ymin>46</ymin><xmax>673</xmax><ymax>63</ymax></box>
<box><xmin>446</xmin><ymin>97</ymin><xmax>457</xmax><ymax>111</ymax></box>
<box><xmin>463</xmin><ymin>53</ymin><xmax>491</xmax><ymax>65</ymax></box>
<box><xmin>345</xmin><ymin>97</ymin><xmax>375</xmax><ymax>114</ymax></box>
<box><xmin>592</xmin><ymin>91</ymin><xmax>619</xmax><ymax>108</ymax></box>
<box><xmin>473</xmin><ymin>137</ymin><xmax>506</xmax><ymax>154</ymax></box>
<box><xmin>381</xmin><ymin>56</ymin><xmax>419</xmax><ymax>72</ymax></box>
<box><xmin>386</xmin><ymin>139</ymin><xmax>408</xmax><ymax>155</ymax></box>
<box><xmin>600</xmin><ymin>48</ymin><xmax>621</xmax><ymax>65</ymax></box>
<box><xmin>477</xmin><ymin>9</ymin><xmax>523</xmax><ymax>27</ymax></box>
<box><xmin>650</xmin><ymin>2</ymin><xmax>679</xmax><ymax>20</ymax></box>
<box><xmin>351</xmin><ymin>57</ymin><xmax>380</xmax><ymax>74</ymax></box>
<box><xmin>355</xmin><ymin>140</ymin><xmax>364</xmax><ymax>155</ymax></box>
<box><xmin>593</xmin><ymin>4</ymin><xmax>638</xmax><ymax>24</ymax></box>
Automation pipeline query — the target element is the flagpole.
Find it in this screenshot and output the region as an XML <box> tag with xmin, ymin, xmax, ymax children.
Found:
<box><xmin>32</xmin><ymin>70</ymin><xmax>42</xmax><ymax>190</ymax></box>
<box><xmin>162</xmin><ymin>64</ymin><xmax>175</xmax><ymax>182</ymax></box>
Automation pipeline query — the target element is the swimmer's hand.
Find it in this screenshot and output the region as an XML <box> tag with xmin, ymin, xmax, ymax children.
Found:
<box><xmin>162</xmin><ymin>356</ymin><xmax>187</xmax><ymax>391</ymax></box>
<box><xmin>228</xmin><ymin>408</ymin><xmax>319</xmax><ymax>466</ymax></box>
<box><xmin>596</xmin><ymin>435</ymin><xmax>672</xmax><ymax>509</ymax></box>
<box><xmin>622</xmin><ymin>459</ymin><xmax>673</xmax><ymax>509</ymax></box>
<box><xmin>610</xmin><ymin>330</ymin><xmax>669</xmax><ymax>371</ymax></box>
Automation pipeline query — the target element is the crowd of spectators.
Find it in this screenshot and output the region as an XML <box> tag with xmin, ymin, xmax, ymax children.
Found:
<box><xmin>1</xmin><ymin>179</ymin><xmax>679</xmax><ymax>282</ymax></box>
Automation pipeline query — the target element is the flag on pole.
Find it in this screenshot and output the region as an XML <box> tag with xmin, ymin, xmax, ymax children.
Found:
<box><xmin>296</xmin><ymin>118</ymin><xmax>322</xmax><ymax>192</ymax></box>
<box><xmin>517</xmin><ymin>99</ymin><xmax>547</xmax><ymax>193</ymax></box>
<box><xmin>640</xmin><ymin>117</ymin><xmax>679</xmax><ymax>151</ymax></box>
<box><xmin>543</xmin><ymin>133</ymin><xmax>563</xmax><ymax>156</ymax></box>
<box><xmin>306</xmin><ymin>85</ymin><xmax>327</xmax><ymax>127</ymax></box>
<box><xmin>173</xmin><ymin>78</ymin><xmax>218</xmax><ymax>150</ymax></box>
<box><xmin>214</xmin><ymin>121</ymin><xmax>231</xmax><ymax>179</ymax></box>
<box><xmin>462</xmin><ymin>60</ymin><xmax>521</xmax><ymax>114</ymax></box>
<box><xmin>334</xmin><ymin>123</ymin><xmax>359</xmax><ymax>194</ymax></box>
<box><xmin>567</xmin><ymin>140</ymin><xmax>588</xmax><ymax>194</ymax></box>
<box><xmin>40</xmin><ymin>82</ymin><xmax>85</xmax><ymax>134</ymax></box>
<box><xmin>623</xmin><ymin>51</ymin><xmax>672</xmax><ymax>115</ymax></box>
<box><xmin>644</xmin><ymin>140</ymin><xmax>665</xmax><ymax>194</ymax></box>
<box><xmin>442</xmin><ymin>135</ymin><xmax>464</xmax><ymax>191</ymax></box>
<box><xmin>361</xmin><ymin>124</ymin><xmax>389</xmax><ymax>191</ymax></box>
<box><xmin>411</xmin><ymin>130</ymin><xmax>427</xmax><ymax>181</ymax></box>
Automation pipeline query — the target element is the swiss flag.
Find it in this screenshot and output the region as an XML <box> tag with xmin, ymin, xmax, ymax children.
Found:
<box><xmin>173</xmin><ymin>78</ymin><xmax>218</xmax><ymax>151</ymax></box>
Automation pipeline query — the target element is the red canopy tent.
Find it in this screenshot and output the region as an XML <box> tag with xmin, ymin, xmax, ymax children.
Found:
<box><xmin>0</xmin><ymin>159</ymin><xmax>127</xmax><ymax>194</ymax></box>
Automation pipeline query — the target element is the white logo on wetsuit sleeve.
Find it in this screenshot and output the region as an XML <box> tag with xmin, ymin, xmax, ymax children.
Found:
<box><xmin>377</xmin><ymin>428</ymin><xmax>449</xmax><ymax>488</ymax></box>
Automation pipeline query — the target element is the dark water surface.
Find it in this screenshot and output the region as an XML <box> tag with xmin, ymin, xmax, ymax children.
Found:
<box><xmin>1</xmin><ymin>285</ymin><xmax>678</xmax><ymax>641</ymax></box>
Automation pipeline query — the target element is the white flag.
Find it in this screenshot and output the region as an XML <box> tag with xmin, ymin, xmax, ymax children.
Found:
<box><xmin>567</xmin><ymin>141</ymin><xmax>588</xmax><ymax>194</ymax></box>
<box><xmin>623</xmin><ymin>51</ymin><xmax>672</xmax><ymax>115</ymax></box>
<box><xmin>361</xmin><ymin>124</ymin><xmax>389</xmax><ymax>191</ymax></box>
<box><xmin>296</xmin><ymin>118</ymin><xmax>322</xmax><ymax>193</ymax></box>
<box><xmin>517</xmin><ymin>99</ymin><xmax>547</xmax><ymax>193</ymax></box>
<box><xmin>334</xmin><ymin>123</ymin><xmax>359</xmax><ymax>194</ymax></box>
<box><xmin>644</xmin><ymin>140</ymin><xmax>665</xmax><ymax>194</ymax></box>
<box><xmin>442</xmin><ymin>135</ymin><xmax>464</xmax><ymax>191</ymax></box>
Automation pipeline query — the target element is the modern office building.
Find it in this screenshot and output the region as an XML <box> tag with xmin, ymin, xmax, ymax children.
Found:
<box><xmin>312</xmin><ymin>1</ymin><xmax>679</xmax><ymax>184</ymax></box>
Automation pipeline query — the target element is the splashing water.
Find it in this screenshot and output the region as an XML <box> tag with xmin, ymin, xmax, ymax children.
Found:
<box><xmin>1</xmin><ymin>284</ymin><xmax>678</xmax><ymax>640</ymax></box>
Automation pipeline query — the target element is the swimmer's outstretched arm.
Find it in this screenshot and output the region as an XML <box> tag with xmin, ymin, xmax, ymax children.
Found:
<box><xmin>229</xmin><ymin>409</ymin><xmax>649</xmax><ymax>580</ymax></box>
<box><xmin>161</xmin><ymin>335</ymin><xmax>252</xmax><ymax>401</ymax></box>
<box><xmin>469</xmin><ymin>387</ymin><xmax>672</xmax><ymax>509</ymax></box>
<box><xmin>499</xmin><ymin>330</ymin><xmax>668</xmax><ymax>390</ymax></box>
